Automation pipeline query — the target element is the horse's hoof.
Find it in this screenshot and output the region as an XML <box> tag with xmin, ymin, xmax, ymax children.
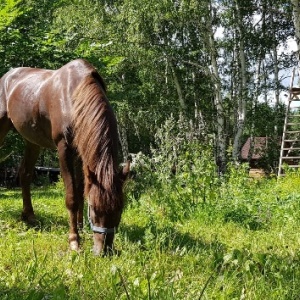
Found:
<box><xmin>92</xmin><ymin>246</ymin><xmax>118</xmax><ymax>257</ymax></box>
<box><xmin>69</xmin><ymin>240</ymin><xmax>79</xmax><ymax>251</ymax></box>
<box><xmin>21</xmin><ymin>212</ymin><xmax>37</xmax><ymax>225</ymax></box>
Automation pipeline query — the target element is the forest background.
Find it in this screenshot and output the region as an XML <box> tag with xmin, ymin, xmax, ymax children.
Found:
<box><xmin>1</xmin><ymin>0</ymin><xmax>300</xmax><ymax>174</ymax></box>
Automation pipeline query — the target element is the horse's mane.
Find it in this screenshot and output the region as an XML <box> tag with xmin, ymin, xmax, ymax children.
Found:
<box><xmin>71</xmin><ymin>71</ymin><xmax>123</xmax><ymax>212</ymax></box>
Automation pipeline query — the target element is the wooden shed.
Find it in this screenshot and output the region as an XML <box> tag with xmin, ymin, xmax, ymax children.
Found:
<box><xmin>241</xmin><ymin>137</ymin><xmax>269</xmax><ymax>167</ymax></box>
<box><xmin>240</xmin><ymin>137</ymin><xmax>275</xmax><ymax>177</ymax></box>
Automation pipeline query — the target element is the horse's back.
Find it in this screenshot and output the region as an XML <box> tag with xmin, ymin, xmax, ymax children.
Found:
<box><xmin>0</xmin><ymin>59</ymin><xmax>97</xmax><ymax>148</ymax></box>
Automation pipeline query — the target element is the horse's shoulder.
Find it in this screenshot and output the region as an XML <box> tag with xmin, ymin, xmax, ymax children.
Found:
<box><xmin>6</xmin><ymin>67</ymin><xmax>51</xmax><ymax>79</ymax></box>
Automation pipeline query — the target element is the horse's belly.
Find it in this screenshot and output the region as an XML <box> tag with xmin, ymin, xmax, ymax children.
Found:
<box><xmin>13</xmin><ymin>119</ymin><xmax>57</xmax><ymax>149</ymax></box>
<box><xmin>7</xmin><ymin>93</ymin><xmax>57</xmax><ymax>149</ymax></box>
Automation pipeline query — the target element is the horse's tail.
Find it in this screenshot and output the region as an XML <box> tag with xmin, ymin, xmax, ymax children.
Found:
<box><xmin>71</xmin><ymin>72</ymin><xmax>123</xmax><ymax>212</ymax></box>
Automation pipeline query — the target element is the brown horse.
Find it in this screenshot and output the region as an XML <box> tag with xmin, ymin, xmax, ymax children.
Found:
<box><xmin>0</xmin><ymin>59</ymin><xmax>129</xmax><ymax>255</ymax></box>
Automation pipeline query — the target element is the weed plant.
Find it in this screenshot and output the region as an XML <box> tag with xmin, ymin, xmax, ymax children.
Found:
<box><xmin>1</xmin><ymin>118</ymin><xmax>300</xmax><ymax>299</ymax></box>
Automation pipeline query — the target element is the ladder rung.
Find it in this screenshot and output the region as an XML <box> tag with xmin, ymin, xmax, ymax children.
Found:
<box><xmin>291</xmin><ymin>87</ymin><xmax>300</xmax><ymax>92</ymax></box>
<box><xmin>284</xmin><ymin>131</ymin><xmax>300</xmax><ymax>133</ymax></box>
<box><xmin>278</xmin><ymin>77</ymin><xmax>300</xmax><ymax>177</ymax></box>
<box><xmin>282</xmin><ymin>165</ymin><xmax>300</xmax><ymax>168</ymax></box>
<box><xmin>283</xmin><ymin>139</ymin><xmax>300</xmax><ymax>142</ymax></box>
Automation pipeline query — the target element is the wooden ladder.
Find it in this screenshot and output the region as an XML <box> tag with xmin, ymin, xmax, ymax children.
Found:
<box><xmin>278</xmin><ymin>68</ymin><xmax>300</xmax><ymax>176</ymax></box>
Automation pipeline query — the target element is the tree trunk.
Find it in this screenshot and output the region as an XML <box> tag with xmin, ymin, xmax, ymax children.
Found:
<box><xmin>232</xmin><ymin>1</ymin><xmax>247</xmax><ymax>163</ymax></box>
<box><xmin>170</xmin><ymin>62</ymin><xmax>187</xmax><ymax>111</ymax></box>
<box><xmin>118</xmin><ymin>123</ymin><xmax>129</xmax><ymax>162</ymax></box>
<box><xmin>270</xmin><ymin>12</ymin><xmax>280</xmax><ymax>106</ymax></box>
<box><xmin>248</xmin><ymin>58</ymin><xmax>262</xmax><ymax>162</ymax></box>
<box><xmin>291</xmin><ymin>0</ymin><xmax>300</xmax><ymax>66</ymax></box>
<box><xmin>207</xmin><ymin>0</ymin><xmax>227</xmax><ymax>174</ymax></box>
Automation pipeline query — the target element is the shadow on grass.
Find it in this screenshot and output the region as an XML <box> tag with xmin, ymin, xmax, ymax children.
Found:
<box><xmin>0</xmin><ymin>284</ymin><xmax>68</xmax><ymax>300</ymax></box>
<box><xmin>0</xmin><ymin>186</ymin><xmax>64</xmax><ymax>200</ymax></box>
<box><xmin>29</xmin><ymin>212</ymin><xmax>69</xmax><ymax>231</ymax></box>
<box><xmin>120</xmin><ymin>223</ymin><xmax>223</xmax><ymax>254</ymax></box>
<box><xmin>0</xmin><ymin>188</ymin><xmax>69</xmax><ymax>232</ymax></box>
<box><xmin>0</xmin><ymin>211</ymin><xmax>69</xmax><ymax>233</ymax></box>
<box><xmin>0</xmin><ymin>188</ymin><xmax>22</xmax><ymax>200</ymax></box>
<box><xmin>121</xmin><ymin>222</ymin><xmax>300</xmax><ymax>297</ymax></box>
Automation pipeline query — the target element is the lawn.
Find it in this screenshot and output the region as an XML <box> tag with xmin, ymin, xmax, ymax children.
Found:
<box><xmin>1</xmin><ymin>170</ymin><xmax>300</xmax><ymax>299</ymax></box>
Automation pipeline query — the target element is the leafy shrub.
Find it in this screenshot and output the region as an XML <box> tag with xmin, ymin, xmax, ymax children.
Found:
<box><xmin>127</xmin><ymin>115</ymin><xmax>220</xmax><ymax>220</ymax></box>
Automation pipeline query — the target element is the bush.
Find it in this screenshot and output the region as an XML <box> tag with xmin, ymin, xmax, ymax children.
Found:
<box><xmin>127</xmin><ymin>115</ymin><xmax>219</xmax><ymax>220</ymax></box>
<box><xmin>126</xmin><ymin>115</ymin><xmax>300</xmax><ymax>234</ymax></box>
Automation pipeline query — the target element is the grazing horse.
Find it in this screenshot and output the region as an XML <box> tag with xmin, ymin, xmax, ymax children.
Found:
<box><xmin>0</xmin><ymin>59</ymin><xmax>129</xmax><ymax>255</ymax></box>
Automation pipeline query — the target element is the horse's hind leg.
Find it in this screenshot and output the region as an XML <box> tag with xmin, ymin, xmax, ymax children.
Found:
<box><xmin>19</xmin><ymin>141</ymin><xmax>40</xmax><ymax>223</ymax></box>
<box><xmin>0</xmin><ymin>116</ymin><xmax>13</xmax><ymax>145</ymax></box>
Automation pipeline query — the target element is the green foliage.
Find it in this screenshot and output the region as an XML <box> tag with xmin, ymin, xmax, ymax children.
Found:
<box><xmin>0</xmin><ymin>0</ymin><xmax>291</xmax><ymax>168</ymax></box>
<box><xmin>0</xmin><ymin>0</ymin><xmax>22</xmax><ymax>30</ymax></box>
<box><xmin>127</xmin><ymin>115</ymin><xmax>217</xmax><ymax>219</ymax></box>
<box><xmin>0</xmin><ymin>131</ymin><xmax>23</xmax><ymax>167</ymax></box>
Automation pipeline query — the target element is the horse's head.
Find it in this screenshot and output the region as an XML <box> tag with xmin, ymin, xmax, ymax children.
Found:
<box><xmin>84</xmin><ymin>160</ymin><xmax>130</xmax><ymax>255</ymax></box>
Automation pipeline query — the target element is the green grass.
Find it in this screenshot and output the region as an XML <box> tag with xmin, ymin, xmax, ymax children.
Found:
<box><xmin>1</xmin><ymin>173</ymin><xmax>300</xmax><ymax>299</ymax></box>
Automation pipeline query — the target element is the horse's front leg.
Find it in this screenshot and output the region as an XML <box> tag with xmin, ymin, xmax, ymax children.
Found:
<box><xmin>19</xmin><ymin>141</ymin><xmax>40</xmax><ymax>224</ymax></box>
<box><xmin>57</xmin><ymin>140</ymin><xmax>81</xmax><ymax>251</ymax></box>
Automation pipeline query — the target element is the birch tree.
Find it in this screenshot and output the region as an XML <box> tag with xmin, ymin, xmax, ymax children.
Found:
<box><xmin>206</xmin><ymin>0</ymin><xmax>227</xmax><ymax>173</ymax></box>
<box><xmin>291</xmin><ymin>0</ymin><xmax>300</xmax><ymax>67</ymax></box>
<box><xmin>231</xmin><ymin>0</ymin><xmax>248</xmax><ymax>162</ymax></box>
